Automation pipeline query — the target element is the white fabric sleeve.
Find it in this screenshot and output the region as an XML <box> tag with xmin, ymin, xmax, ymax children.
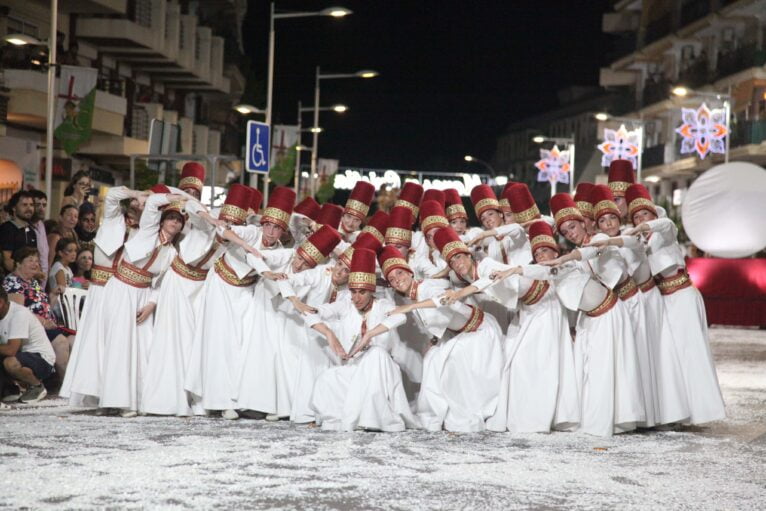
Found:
<box><xmin>381</xmin><ymin>312</ymin><xmax>406</xmax><ymax>330</ymax></box>
<box><xmin>103</xmin><ymin>186</ymin><xmax>133</xmax><ymax>220</ymax></box>
<box><xmin>245</xmin><ymin>253</ymin><xmax>271</xmax><ymax>274</ymax></box>
<box><xmin>140</xmin><ymin>194</ymin><xmax>169</xmax><ymax>230</ymax></box>
<box><xmin>520</xmin><ymin>264</ymin><xmax>553</xmax><ymax>280</ymax></box>
<box><xmin>495</xmin><ymin>223</ymin><xmax>524</xmax><ymax>241</ymax></box>
<box><xmin>7</xmin><ymin>307</ymin><xmax>31</xmax><ymax>341</ymax></box>
<box><xmin>277</xmin><ymin>280</ymin><xmax>298</xmax><ymax>298</ymax></box>
<box><xmin>620</xmin><ymin>235</ymin><xmax>642</xmax><ymax>250</ymax></box>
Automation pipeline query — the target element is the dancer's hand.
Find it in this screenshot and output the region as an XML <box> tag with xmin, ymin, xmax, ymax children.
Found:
<box><xmin>262</xmin><ymin>271</ymin><xmax>287</xmax><ymax>281</ymax></box>
<box><xmin>136</xmin><ymin>302</ymin><xmax>156</xmax><ymax>324</ymax></box>
<box><xmin>327</xmin><ymin>333</ymin><xmax>347</xmax><ymax>360</ymax></box>
<box><xmin>468</xmin><ymin>230</ymin><xmax>494</xmax><ymax>247</ymax></box>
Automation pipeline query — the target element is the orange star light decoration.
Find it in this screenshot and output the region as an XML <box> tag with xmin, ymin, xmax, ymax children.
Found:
<box><xmin>675</xmin><ymin>102</ymin><xmax>728</xmax><ymax>160</ymax></box>
<box><xmin>535</xmin><ymin>145</ymin><xmax>571</xmax><ymax>184</ymax></box>
<box><xmin>597</xmin><ymin>124</ymin><xmax>640</xmax><ymax>169</ymax></box>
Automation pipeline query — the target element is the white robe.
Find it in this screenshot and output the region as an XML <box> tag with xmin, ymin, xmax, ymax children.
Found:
<box><xmin>309</xmin><ymin>296</ymin><xmax>420</xmax><ymax>432</ymax></box>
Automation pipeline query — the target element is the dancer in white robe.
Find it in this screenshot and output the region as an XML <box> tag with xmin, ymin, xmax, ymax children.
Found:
<box><xmin>307</xmin><ymin>248</ymin><xmax>420</xmax><ymax>432</ymax></box>
<box><xmin>60</xmin><ymin>186</ymin><xmax>145</xmax><ymax>407</ymax></box>
<box><xmin>339</xmin><ymin>181</ymin><xmax>376</xmax><ymax>243</ymax></box>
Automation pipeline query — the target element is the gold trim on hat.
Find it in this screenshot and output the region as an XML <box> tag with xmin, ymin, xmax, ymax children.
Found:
<box><xmin>420</xmin><ymin>215</ymin><xmax>449</xmax><ymax>233</ymax></box>
<box><xmin>381</xmin><ymin>257</ymin><xmax>411</xmax><ymax>277</ymax></box>
<box><xmin>474</xmin><ymin>197</ymin><xmax>500</xmax><ymax>215</ymax></box>
<box><xmin>219</xmin><ymin>204</ymin><xmax>247</xmax><ymax>224</ymax></box>
<box><xmin>593</xmin><ymin>199</ymin><xmax>620</xmax><ymax>219</ymax></box>
<box><xmin>441</xmin><ymin>240</ymin><xmax>469</xmax><ymax>261</ymax></box>
<box><xmin>361</xmin><ymin>225</ymin><xmax>384</xmax><ymax>243</ymax></box>
<box><xmin>554</xmin><ymin>207</ymin><xmax>583</xmax><ymax>227</ymax></box>
<box><xmin>385</xmin><ymin>227</ymin><xmax>412</xmax><ymax>246</ymax></box>
<box><xmin>628</xmin><ymin>197</ymin><xmax>657</xmax><ymax>218</ymax></box>
<box><xmin>576</xmin><ymin>201</ymin><xmax>593</xmax><ymax>219</ymax></box>
<box><xmin>261</xmin><ymin>207</ymin><xmax>291</xmax><ymax>229</ymax></box>
<box><xmin>297</xmin><ymin>240</ymin><xmax>327</xmax><ymax>268</ymax></box>
<box><xmin>499</xmin><ymin>198</ymin><xmax>511</xmax><ymax>211</ymax></box>
<box><xmin>339</xmin><ymin>247</ymin><xmax>354</xmax><ymax>268</ymax></box>
<box><xmin>446</xmin><ymin>203</ymin><xmax>467</xmax><ymax>220</ymax></box>
<box><xmin>608</xmin><ymin>181</ymin><xmax>631</xmax><ymax>195</ymax></box>
<box><xmin>530</xmin><ymin>234</ymin><xmax>557</xmax><ymax>251</ymax></box>
<box><xmin>344</xmin><ymin>198</ymin><xmax>370</xmax><ymax>219</ymax></box>
<box><xmin>349</xmin><ymin>271</ymin><xmax>377</xmax><ymax>290</ymax></box>
<box><xmin>394</xmin><ymin>199</ymin><xmax>419</xmax><ymax>218</ymax></box>
<box><xmin>514</xmin><ymin>204</ymin><xmax>541</xmax><ymax>223</ymax></box>
<box><xmin>179</xmin><ymin>176</ymin><xmax>204</xmax><ymax>191</ymax></box>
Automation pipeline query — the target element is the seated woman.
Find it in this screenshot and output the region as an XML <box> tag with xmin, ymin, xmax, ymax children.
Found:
<box><xmin>72</xmin><ymin>248</ymin><xmax>93</xmax><ymax>289</ymax></box>
<box><xmin>47</xmin><ymin>238</ymin><xmax>77</xmax><ymax>296</ymax></box>
<box><xmin>2</xmin><ymin>247</ymin><xmax>74</xmax><ymax>385</ymax></box>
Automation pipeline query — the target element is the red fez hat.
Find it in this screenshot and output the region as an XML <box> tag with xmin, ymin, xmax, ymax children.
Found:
<box><xmin>261</xmin><ymin>186</ymin><xmax>295</xmax><ymax>230</ymax></box>
<box><xmin>419</xmin><ymin>200</ymin><xmax>449</xmax><ymax>234</ymax></box>
<box><xmin>444</xmin><ymin>188</ymin><xmax>467</xmax><ymax>221</ymax></box>
<box><xmin>339</xmin><ymin>232</ymin><xmax>382</xmax><ymax>268</ymax></box>
<box><xmin>248</xmin><ymin>186</ymin><xmax>263</xmax><ymax>213</ymax></box>
<box><xmin>499</xmin><ymin>181</ymin><xmax>518</xmax><ymax>212</ymax></box>
<box><xmin>345</xmin><ymin>181</ymin><xmax>375</xmax><ymax>220</ymax></box>
<box><xmin>219</xmin><ymin>184</ymin><xmax>253</xmax><ymax>224</ymax></box>
<box><xmin>385</xmin><ymin>206</ymin><xmax>414</xmax><ymax>247</ymax></box>
<box><xmin>394</xmin><ymin>182</ymin><xmax>424</xmax><ymax>218</ymax></box>
<box><xmin>470</xmin><ymin>184</ymin><xmax>501</xmax><ymax>219</ymax></box>
<box><xmin>361</xmin><ymin>210</ymin><xmax>389</xmax><ymax>244</ymax></box>
<box><xmin>508</xmin><ymin>184</ymin><xmax>540</xmax><ymax>222</ymax></box>
<box><xmin>179</xmin><ymin>162</ymin><xmax>205</xmax><ymax>193</ymax></box>
<box><xmin>607</xmin><ymin>159</ymin><xmax>635</xmax><ymax>196</ymax></box>
<box><xmin>378</xmin><ymin>245</ymin><xmax>413</xmax><ymax>279</ymax></box>
<box><xmin>433</xmin><ymin>227</ymin><xmax>470</xmax><ymax>262</ymax></box>
<box><xmin>625</xmin><ymin>184</ymin><xmax>657</xmax><ymax>224</ymax></box>
<box><xmin>297</xmin><ymin>225</ymin><xmax>342</xmax><ymax>268</ymax></box>
<box><xmin>151</xmin><ymin>184</ymin><xmax>171</xmax><ymax>194</ymax></box>
<box><xmin>315</xmin><ymin>203</ymin><xmax>343</xmax><ymax>230</ymax></box>
<box><xmin>421</xmin><ymin>189</ymin><xmax>445</xmax><ymax>209</ymax></box>
<box><xmin>589</xmin><ymin>184</ymin><xmax>620</xmax><ymax>222</ymax></box>
<box><xmin>549</xmin><ymin>193</ymin><xmax>584</xmax><ymax>230</ymax></box>
<box><xmin>528</xmin><ymin>220</ymin><xmax>559</xmax><ymax>256</ymax></box>
<box><xmin>348</xmin><ymin>248</ymin><xmax>377</xmax><ymax>291</ymax></box>
<box><xmin>294</xmin><ymin>197</ymin><xmax>321</xmax><ymax>221</ymax></box>
<box><xmin>574</xmin><ymin>182</ymin><xmax>595</xmax><ymax>219</ymax></box>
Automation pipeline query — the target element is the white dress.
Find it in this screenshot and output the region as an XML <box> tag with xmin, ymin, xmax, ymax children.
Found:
<box><xmin>97</xmin><ymin>194</ymin><xmax>177</xmax><ymax>411</ymax></box>
<box><xmin>309</xmin><ymin>296</ymin><xmax>420</xmax><ymax>432</ymax></box>
<box><xmin>409</xmin><ymin>280</ymin><xmax>504</xmax><ymax>432</ymax></box>
<box><xmin>524</xmin><ymin>263</ymin><xmax>645</xmax><ymax>437</ymax></box>
<box><xmin>645</xmin><ymin>218</ymin><xmax>725</xmax><ymax>424</ymax></box>
<box><xmin>140</xmin><ymin>202</ymin><xmax>227</xmax><ymax>416</ymax></box>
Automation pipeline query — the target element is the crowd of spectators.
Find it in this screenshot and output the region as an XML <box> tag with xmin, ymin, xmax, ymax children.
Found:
<box><xmin>1</xmin><ymin>172</ymin><xmax>97</xmax><ymax>406</ymax></box>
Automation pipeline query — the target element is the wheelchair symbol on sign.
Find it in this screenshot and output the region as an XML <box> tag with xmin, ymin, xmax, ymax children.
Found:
<box><xmin>251</xmin><ymin>127</ymin><xmax>267</xmax><ymax>168</ymax></box>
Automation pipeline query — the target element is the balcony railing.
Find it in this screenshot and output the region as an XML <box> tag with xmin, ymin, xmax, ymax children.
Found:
<box><xmin>717</xmin><ymin>44</ymin><xmax>766</xmax><ymax>79</ymax></box>
<box><xmin>642</xmin><ymin>78</ymin><xmax>671</xmax><ymax>107</ymax></box>
<box><xmin>644</xmin><ymin>12</ymin><xmax>673</xmax><ymax>46</ymax></box>
<box><xmin>731</xmin><ymin>120</ymin><xmax>766</xmax><ymax>147</ymax></box>
<box><xmin>680</xmin><ymin>0</ymin><xmax>710</xmax><ymax>27</ymax></box>
<box><xmin>678</xmin><ymin>58</ymin><xmax>710</xmax><ymax>88</ymax></box>
<box><xmin>642</xmin><ymin>144</ymin><xmax>666</xmax><ymax>168</ymax></box>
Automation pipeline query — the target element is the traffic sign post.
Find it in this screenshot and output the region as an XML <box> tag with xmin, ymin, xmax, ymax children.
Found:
<box><xmin>246</xmin><ymin>120</ymin><xmax>271</xmax><ymax>174</ymax></box>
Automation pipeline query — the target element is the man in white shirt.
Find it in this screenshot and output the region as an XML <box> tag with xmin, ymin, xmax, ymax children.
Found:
<box><xmin>0</xmin><ymin>288</ymin><xmax>56</xmax><ymax>403</ymax></box>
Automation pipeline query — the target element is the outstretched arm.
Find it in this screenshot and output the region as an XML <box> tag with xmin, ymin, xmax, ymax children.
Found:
<box><xmin>311</xmin><ymin>322</ymin><xmax>347</xmax><ymax>359</ymax></box>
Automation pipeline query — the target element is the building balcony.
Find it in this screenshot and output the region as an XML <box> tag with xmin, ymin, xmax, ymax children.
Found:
<box><xmin>644</xmin><ymin>12</ymin><xmax>673</xmax><ymax>46</ymax></box>
<box><xmin>678</xmin><ymin>58</ymin><xmax>711</xmax><ymax>89</ymax></box>
<box><xmin>731</xmin><ymin>120</ymin><xmax>766</xmax><ymax>147</ymax></box>
<box><xmin>63</xmin><ymin>0</ymin><xmax>127</xmax><ymax>15</ymax></box>
<box><xmin>717</xmin><ymin>45</ymin><xmax>766</xmax><ymax>80</ymax></box>
<box><xmin>679</xmin><ymin>0</ymin><xmax>710</xmax><ymax>27</ymax></box>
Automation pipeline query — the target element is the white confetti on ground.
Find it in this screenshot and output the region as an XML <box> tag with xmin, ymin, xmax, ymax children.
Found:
<box><xmin>2</xmin><ymin>327</ymin><xmax>765</xmax><ymax>509</ymax></box>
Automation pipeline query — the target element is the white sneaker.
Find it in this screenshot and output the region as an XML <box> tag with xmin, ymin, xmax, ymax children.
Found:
<box><xmin>222</xmin><ymin>409</ymin><xmax>239</xmax><ymax>420</ymax></box>
<box><xmin>120</xmin><ymin>410</ymin><xmax>138</xmax><ymax>418</ymax></box>
<box><xmin>265</xmin><ymin>414</ymin><xmax>282</xmax><ymax>422</ymax></box>
<box><xmin>0</xmin><ymin>402</ymin><xmax>10</xmax><ymax>411</ymax></box>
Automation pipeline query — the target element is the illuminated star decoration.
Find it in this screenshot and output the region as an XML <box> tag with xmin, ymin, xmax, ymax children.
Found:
<box><xmin>535</xmin><ymin>145</ymin><xmax>570</xmax><ymax>185</ymax></box>
<box><xmin>597</xmin><ymin>124</ymin><xmax>640</xmax><ymax>169</ymax></box>
<box><xmin>675</xmin><ymin>102</ymin><xmax>728</xmax><ymax>159</ymax></box>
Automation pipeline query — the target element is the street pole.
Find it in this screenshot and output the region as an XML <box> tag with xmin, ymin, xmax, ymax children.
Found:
<box><xmin>636</xmin><ymin>124</ymin><xmax>644</xmax><ymax>182</ymax></box>
<box><xmin>44</xmin><ymin>0</ymin><xmax>58</xmax><ymax>217</ymax></box>
<box><xmin>294</xmin><ymin>101</ymin><xmax>302</xmax><ymax>195</ymax></box>
<box><xmin>310</xmin><ymin>66</ymin><xmax>321</xmax><ymax>197</ymax></box>
<box><xmin>724</xmin><ymin>98</ymin><xmax>731</xmax><ymax>164</ymax></box>
<box><xmin>569</xmin><ymin>134</ymin><xmax>575</xmax><ymax>194</ymax></box>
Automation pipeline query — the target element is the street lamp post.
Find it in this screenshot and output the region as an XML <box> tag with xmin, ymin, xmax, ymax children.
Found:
<box><xmin>264</xmin><ymin>4</ymin><xmax>351</xmax><ymax>203</ymax></box>
<box><xmin>533</xmin><ymin>135</ymin><xmax>576</xmax><ymax>196</ymax></box>
<box><xmin>295</xmin><ymin>101</ymin><xmax>346</xmax><ymax>195</ymax></box>
<box><xmin>672</xmin><ymin>86</ymin><xmax>732</xmax><ymax>163</ymax></box>
<box><xmin>463</xmin><ymin>155</ymin><xmax>496</xmax><ymax>175</ymax></box>
<box><xmin>45</xmin><ymin>0</ymin><xmax>58</xmax><ymax>218</ymax></box>
<box><xmin>595</xmin><ymin>112</ymin><xmax>646</xmax><ymax>181</ymax></box>
<box><xmin>310</xmin><ymin>67</ymin><xmax>378</xmax><ymax>196</ymax></box>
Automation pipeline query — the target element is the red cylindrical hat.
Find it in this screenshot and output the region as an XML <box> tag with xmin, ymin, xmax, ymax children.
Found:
<box><xmin>345</xmin><ymin>181</ymin><xmax>376</xmax><ymax>220</ymax></box>
<box><xmin>589</xmin><ymin>184</ymin><xmax>620</xmax><ymax>222</ymax></box>
<box><xmin>607</xmin><ymin>159</ymin><xmax>635</xmax><ymax>197</ymax></box>
<box><xmin>361</xmin><ymin>210</ymin><xmax>389</xmax><ymax>244</ymax></box>
<box><xmin>385</xmin><ymin>206</ymin><xmax>414</xmax><ymax>247</ymax></box>
<box><xmin>549</xmin><ymin>193</ymin><xmax>584</xmax><ymax>230</ymax></box>
<box><xmin>348</xmin><ymin>248</ymin><xmax>377</xmax><ymax>291</ymax></box>
<box><xmin>433</xmin><ymin>227</ymin><xmax>470</xmax><ymax>262</ymax></box>
<box><xmin>394</xmin><ymin>182</ymin><xmax>424</xmax><ymax>218</ymax></box>
<box><xmin>297</xmin><ymin>225</ymin><xmax>342</xmax><ymax>268</ymax></box>
<box><xmin>219</xmin><ymin>184</ymin><xmax>253</xmax><ymax>224</ymax></box>
<box><xmin>508</xmin><ymin>184</ymin><xmax>540</xmax><ymax>222</ymax></box>
<box><xmin>499</xmin><ymin>181</ymin><xmax>518</xmax><ymax>213</ymax></box>
<box><xmin>339</xmin><ymin>232</ymin><xmax>383</xmax><ymax>268</ymax></box>
<box><xmin>294</xmin><ymin>197</ymin><xmax>321</xmax><ymax>221</ymax></box>
<box><xmin>248</xmin><ymin>186</ymin><xmax>263</xmax><ymax>214</ymax></box>
<box><xmin>574</xmin><ymin>182</ymin><xmax>595</xmax><ymax>219</ymax></box>
<box><xmin>419</xmin><ymin>200</ymin><xmax>449</xmax><ymax>234</ymax></box>
<box><xmin>378</xmin><ymin>245</ymin><xmax>413</xmax><ymax>279</ymax></box>
<box><xmin>315</xmin><ymin>203</ymin><xmax>343</xmax><ymax>230</ymax></box>
<box><xmin>178</xmin><ymin>162</ymin><xmax>205</xmax><ymax>193</ymax></box>
<box><xmin>470</xmin><ymin>184</ymin><xmax>501</xmax><ymax>219</ymax></box>
<box><xmin>261</xmin><ymin>186</ymin><xmax>295</xmax><ymax>230</ymax></box>
<box><xmin>421</xmin><ymin>189</ymin><xmax>445</xmax><ymax>209</ymax></box>
<box><xmin>151</xmin><ymin>184</ymin><xmax>171</xmax><ymax>194</ymax></box>
<box><xmin>625</xmin><ymin>184</ymin><xmax>657</xmax><ymax>224</ymax></box>
<box><xmin>444</xmin><ymin>188</ymin><xmax>467</xmax><ymax>221</ymax></box>
<box><xmin>528</xmin><ymin>220</ymin><xmax>559</xmax><ymax>255</ymax></box>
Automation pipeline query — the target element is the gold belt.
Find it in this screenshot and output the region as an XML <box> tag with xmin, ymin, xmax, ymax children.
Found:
<box><xmin>615</xmin><ymin>277</ymin><xmax>639</xmax><ymax>301</ymax></box>
<box><xmin>91</xmin><ymin>265</ymin><xmax>115</xmax><ymax>287</ymax></box>
<box><xmin>171</xmin><ymin>255</ymin><xmax>209</xmax><ymax>281</ymax></box>
<box><xmin>521</xmin><ymin>280</ymin><xmax>550</xmax><ymax>306</ymax></box>
<box><xmin>214</xmin><ymin>258</ymin><xmax>258</xmax><ymax>287</ymax></box>
<box><xmin>452</xmin><ymin>305</ymin><xmax>484</xmax><ymax>334</ymax></box>
<box><xmin>114</xmin><ymin>261</ymin><xmax>153</xmax><ymax>289</ymax></box>
<box><xmin>638</xmin><ymin>276</ymin><xmax>656</xmax><ymax>293</ymax></box>
<box><xmin>656</xmin><ymin>270</ymin><xmax>692</xmax><ymax>296</ymax></box>
<box><xmin>586</xmin><ymin>289</ymin><xmax>618</xmax><ymax>318</ymax></box>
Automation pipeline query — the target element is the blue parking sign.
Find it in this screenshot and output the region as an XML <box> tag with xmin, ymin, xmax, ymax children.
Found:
<box><xmin>246</xmin><ymin>120</ymin><xmax>270</xmax><ymax>173</ymax></box>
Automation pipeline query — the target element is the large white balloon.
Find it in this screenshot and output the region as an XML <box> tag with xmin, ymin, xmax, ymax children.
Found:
<box><xmin>682</xmin><ymin>162</ymin><xmax>766</xmax><ymax>258</ymax></box>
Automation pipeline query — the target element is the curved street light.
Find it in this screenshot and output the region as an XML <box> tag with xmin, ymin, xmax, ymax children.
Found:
<box><xmin>464</xmin><ymin>154</ymin><xmax>496</xmax><ymax>175</ymax></box>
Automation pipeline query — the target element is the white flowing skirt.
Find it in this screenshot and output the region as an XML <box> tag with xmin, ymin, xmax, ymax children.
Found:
<box><xmin>417</xmin><ymin>314</ymin><xmax>504</xmax><ymax>432</ymax></box>
<box><xmin>183</xmin><ymin>271</ymin><xmax>254</xmax><ymax>411</ymax></box>
<box><xmin>141</xmin><ymin>270</ymin><xmax>206</xmax><ymax>416</ymax></box>
<box><xmin>59</xmin><ymin>282</ymin><xmax>108</xmax><ymax>407</ymax></box>
<box><xmin>575</xmin><ymin>300</ymin><xmax>646</xmax><ymax>437</ymax></box>
<box><xmin>310</xmin><ymin>345</ymin><xmax>420</xmax><ymax>432</ymax></box>
<box><xmin>663</xmin><ymin>286</ymin><xmax>725</xmax><ymax>424</ymax></box>
<box><xmin>290</xmin><ymin>326</ymin><xmax>337</xmax><ymax>423</ymax></box>
<box><xmin>99</xmin><ymin>277</ymin><xmax>155</xmax><ymax>410</ymax></box>
<box><xmin>487</xmin><ymin>293</ymin><xmax>580</xmax><ymax>433</ymax></box>
<box><xmin>623</xmin><ymin>292</ymin><xmax>659</xmax><ymax>427</ymax></box>
<box><xmin>639</xmin><ymin>286</ymin><xmax>690</xmax><ymax>424</ymax></box>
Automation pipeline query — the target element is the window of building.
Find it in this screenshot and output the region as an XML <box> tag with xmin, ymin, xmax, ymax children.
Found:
<box><xmin>6</xmin><ymin>16</ymin><xmax>39</xmax><ymax>38</ymax></box>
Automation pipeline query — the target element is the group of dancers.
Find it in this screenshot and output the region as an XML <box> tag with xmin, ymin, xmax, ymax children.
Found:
<box><xmin>59</xmin><ymin>159</ymin><xmax>726</xmax><ymax>437</ymax></box>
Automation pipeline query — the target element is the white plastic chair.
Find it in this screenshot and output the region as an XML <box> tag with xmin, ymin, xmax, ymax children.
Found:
<box><xmin>60</xmin><ymin>287</ymin><xmax>88</xmax><ymax>334</ymax></box>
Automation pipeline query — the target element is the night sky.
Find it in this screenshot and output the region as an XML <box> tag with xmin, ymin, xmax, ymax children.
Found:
<box><xmin>243</xmin><ymin>0</ymin><xmax>616</xmax><ymax>173</ymax></box>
